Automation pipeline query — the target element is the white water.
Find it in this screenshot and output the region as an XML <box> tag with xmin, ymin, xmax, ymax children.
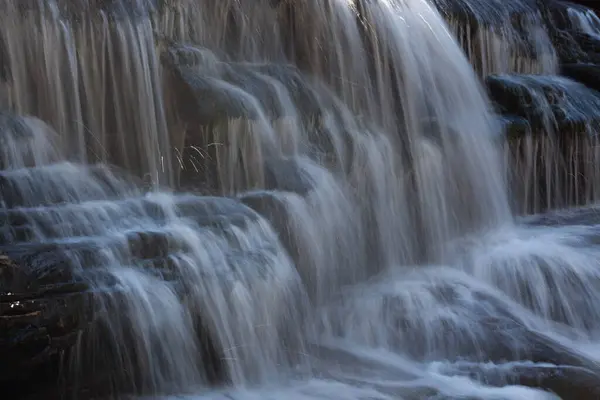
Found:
<box><xmin>1</xmin><ymin>0</ymin><xmax>600</xmax><ymax>399</ymax></box>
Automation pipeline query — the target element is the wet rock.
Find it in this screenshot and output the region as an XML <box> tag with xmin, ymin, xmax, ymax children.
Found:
<box><xmin>490</xmin><ymin>74</ymin><xmax>600</xmax><ymax>212</ymax></box>
<box><xmin>539</xmin><ymin>1</ymin><xmax>600</xmax><ymax>64</ymax></box>
<box><xmin>0</xmin><ymin>0</ymin><xmax>159</xmax><ymax>20</ymax></box>
<box><xmin>541</xmin><ymin>0</ymin><xmax>596</xmax><ymax>29</ymax></box>
<box><xmin>570</xmin><ymin>30</ymin><xmax>600</xmax><ymax>54</ymax></box>
<box><xmin>549</xmin><ymin>28</ymin><xmax>595</xmax><ymax>64</ymax></box>
<box><xmin>551</xmin><ymin>28</ymin><xmax>600</xmax><ymax>64</ymax></box>
<box><xmin>561</xmin><ymin>62</ymin><xmax>600</xmax><ymax>91</ymax></box>
<box><xmin>0</xmin><ymin>162</ymin><xmax>141</xmax><ymax>208</ymax></box>
<box><xmin>264</xmin><ymin>157</ymin><xmax>315</xmax><ymax>195</ymax></box>
<box><xmin>0</xmin><ymin>223</ymin><xmax>257</xmax><ymax>287</ymax></box>
<box><xmin>0</xmin><ymin>194</ymin><xmax>260</xmax><ymax>247</ymax></box>
<box><xmin>498</xmin><ymin>115</ymin><xmax>532</xmax><ymax>140</ymax></box>
<box><xmin>442</xmin><ymin>362</ymin><xmax>600</xmax><ymax>399</ymax></box>
<box><xmin>163</xmin><ymin>44</ymin><xmax>321</xmax><ymax>125</ymax></box>
<box><xmin>486</xmin><ymin>74</ymin><xmax>600</xmax><ymax>133</ymax></box>
<box><xmin>239</xmin><ymin>191</ymin><xmax>298</xmax><ymax>260</ymax></box>
<box><xmin>431</xmin><ymin>0</ymin><xmax>539</xmax><ymax>26</ymax></box>
<box><xmin>0</xmin><ymin>265</ymin><xmax>94</xmax><ymax>384</ymax></box>
<box><xmin>429</xmin><ymin>0</ymin><xmax>553</xmax><ymax>75</ymax></box>
<box><xmin>520</xmin><ymin>203</ymin><xmax>600</xmax><ymax>226</ymax></box>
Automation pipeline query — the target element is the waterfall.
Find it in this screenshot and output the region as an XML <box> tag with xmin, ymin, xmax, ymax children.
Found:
<box><xmin>1</xmin><ymin>1</ymin><xmax>600</xmax><ymax>399</ymax></box>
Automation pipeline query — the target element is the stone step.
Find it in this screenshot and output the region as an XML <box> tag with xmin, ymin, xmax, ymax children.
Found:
<box><xmin>0</xmin><ymin>216</ymin><xmax>268</xmax><ymax>293</ymax></box>
<box><xmin>560</xmin><ymin>62</ymin><xmax>600</xmax><ymax>91</ymax></box>
<box><xmin>430</xmin><ymin>0</ymin><xmax>556</xmax><ymax>75</ymax></box>
<box><xmin>0</xmin><ymin>194</ymin><xmax>259</xmax><ymax>244</ymax></box>
<box><xmin>490</xmin><ymin>74</ymin><xmax>600</xmax><ymax>213</ymax></box>
<box><xmin>486</xmin><ymin>74</ymin><xmax>600</xmax><ymax>132</ymax></box>
<box><xmin>162</xmin><ymin>44</ymin><xmax>322</xmax><ymax>126</ymax></box>
<box><xmin>0</xmin><ymin>162</ymin><xmax>141</xmax><ymax>208</ymax></box>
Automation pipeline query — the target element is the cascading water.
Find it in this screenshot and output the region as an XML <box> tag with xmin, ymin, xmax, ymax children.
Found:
<box><xmin>567</xmin><ymin>4</ymin><xmax>600</xmax><ymax>38</ymax></box>
<box><xmin>1</xmin><ymin>0</ymin><xmax>600</xmax><ymax>399</ymax></box>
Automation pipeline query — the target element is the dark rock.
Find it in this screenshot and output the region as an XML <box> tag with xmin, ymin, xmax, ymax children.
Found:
<box><xmin>264</xmin><ymin>157</ymin><xmax>315</xmax><ymax>195</ymax></box>
<box><xmin>563</xmin><ymin>0</ymin><xmax>600</xmax><ymax>15</ymax></box>
<box><xmin>498</xmin><ymin>115</ymin><xmax>532</xmax><ymax>140</ymax></box>
<box><xmin>0</xmin><ymin>265</ymin><xmax>94</xmax><ymax>385</ymax></box>
<box><xmin>549</xmin><ymin>28</ymin><xmax>595</xmax><ymax>64</ymax></box>
<box><xmin>443</xmin><ymin>362</ymin><xmax>600</xmax><ymax>399</ymax></box>
<box><xmin>0</xmin><ymin>194</ymin><xmax>260</xmax><ymax>247</ymax></box>
<box><xmin>163</xmin><ymin>44</ymin><xmax>322</xmax><ymax>126</ymax></box>
<box><xmin>491</xmin><ymin>75</ymin><xmax>600</xmax><ymax>213</ymax></box>
<box><xmin>0</xmin><ymin>222</ymin><xmax>260</xmax><ymax>288</ymax></box>
<box><xmin>561</xmin><ymin>63</ymin><xmax>600</xmax><ymax>91</ymax></box>
<box><xmin>429</xmin><ymin>0</ymin><xmax>551</xmax><ymax>74</ymax></box>
<box><xmin>162</xmin><ymin>44</ymin><xmax>324</xmax><ymax>192</ymax></box>
<box><xmin>541</xmin><ymin>0</ymin><xmax>596</xmax><ymax>30</ymax></box>
<box><xmin>431</xmin><ymin>0</ymin><xmax>539</xmax><ymax>26</ymax></box>
<box><xmin>486</xmin><ymin>74</ymin><xmax>600</xmax><ymax>133</ymax></box>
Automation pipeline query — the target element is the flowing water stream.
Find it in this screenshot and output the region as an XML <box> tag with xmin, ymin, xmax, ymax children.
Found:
<box><xmin>1</xmin><ymin>0</ymin><xmax>600</xmax><ymax>399</ymax></box>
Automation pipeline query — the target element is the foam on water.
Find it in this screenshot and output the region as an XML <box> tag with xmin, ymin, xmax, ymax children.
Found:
<box><xmin>1</xmin><ymin>0</ymin><xmax>600</xmax><ymax>399</ymax></box>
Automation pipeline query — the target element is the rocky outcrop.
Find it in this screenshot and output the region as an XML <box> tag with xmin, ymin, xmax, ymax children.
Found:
<box><xmin>487</xmin><ymin>74</ymin><xmax>600</xmax><ymax>213</ymax></box>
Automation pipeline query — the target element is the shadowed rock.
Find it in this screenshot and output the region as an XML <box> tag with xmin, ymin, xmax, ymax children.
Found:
<box><xmin>439</xmin><ymin>362</ymin><xmax>600</xmax><ymax>399</ymax></box>
<box><xmin>0</xmin><ymin>252</ymin><xmax>94</xmax><ymax>388</ymax></box>
<box><xmin>162</xmin><ymin>44</ymin><xmax>322</xmax><ymax>125</ymax></box>
<box><xmin>429</xmin><ymin>0</ymin><xmax>556</xmax><ymax>75</ymax></box>
<box><xmin>561</xmin><ymin>63</ymin><xmax>600</xmax><ymax>92</ymax></box>
<box><xmin>486</xmin><ymin>74</ymin><xmax>600</xmax><ymax>133</ymax></box>
<box><xmin>498</xmin><ymin>115</ymin><xmax>532</xmax><ymax>140</ymax></box>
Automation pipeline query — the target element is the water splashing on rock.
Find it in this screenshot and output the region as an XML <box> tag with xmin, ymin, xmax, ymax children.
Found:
<box><xmin>1</xmin><ymin>1</ymin><xmax>600</xmax><ymax>399</ymax></box>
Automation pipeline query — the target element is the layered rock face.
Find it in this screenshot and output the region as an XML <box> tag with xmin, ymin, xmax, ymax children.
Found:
<box><xmin>2</xmin><ymin>0</ymin><xmax>600</xmax><ymax>399</ymax></box>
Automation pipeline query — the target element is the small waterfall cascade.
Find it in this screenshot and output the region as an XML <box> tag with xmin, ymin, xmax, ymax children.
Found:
<box><xmin>1</xmin><ymin>1</ymin><xmax>600</xmax><ymax>400</ymax></box>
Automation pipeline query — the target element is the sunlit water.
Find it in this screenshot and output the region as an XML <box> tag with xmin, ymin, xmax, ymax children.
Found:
<box><xmin>1</xmin><ymin>0</ymin><xmax>600</xmax><ymax>399</ymax></box>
